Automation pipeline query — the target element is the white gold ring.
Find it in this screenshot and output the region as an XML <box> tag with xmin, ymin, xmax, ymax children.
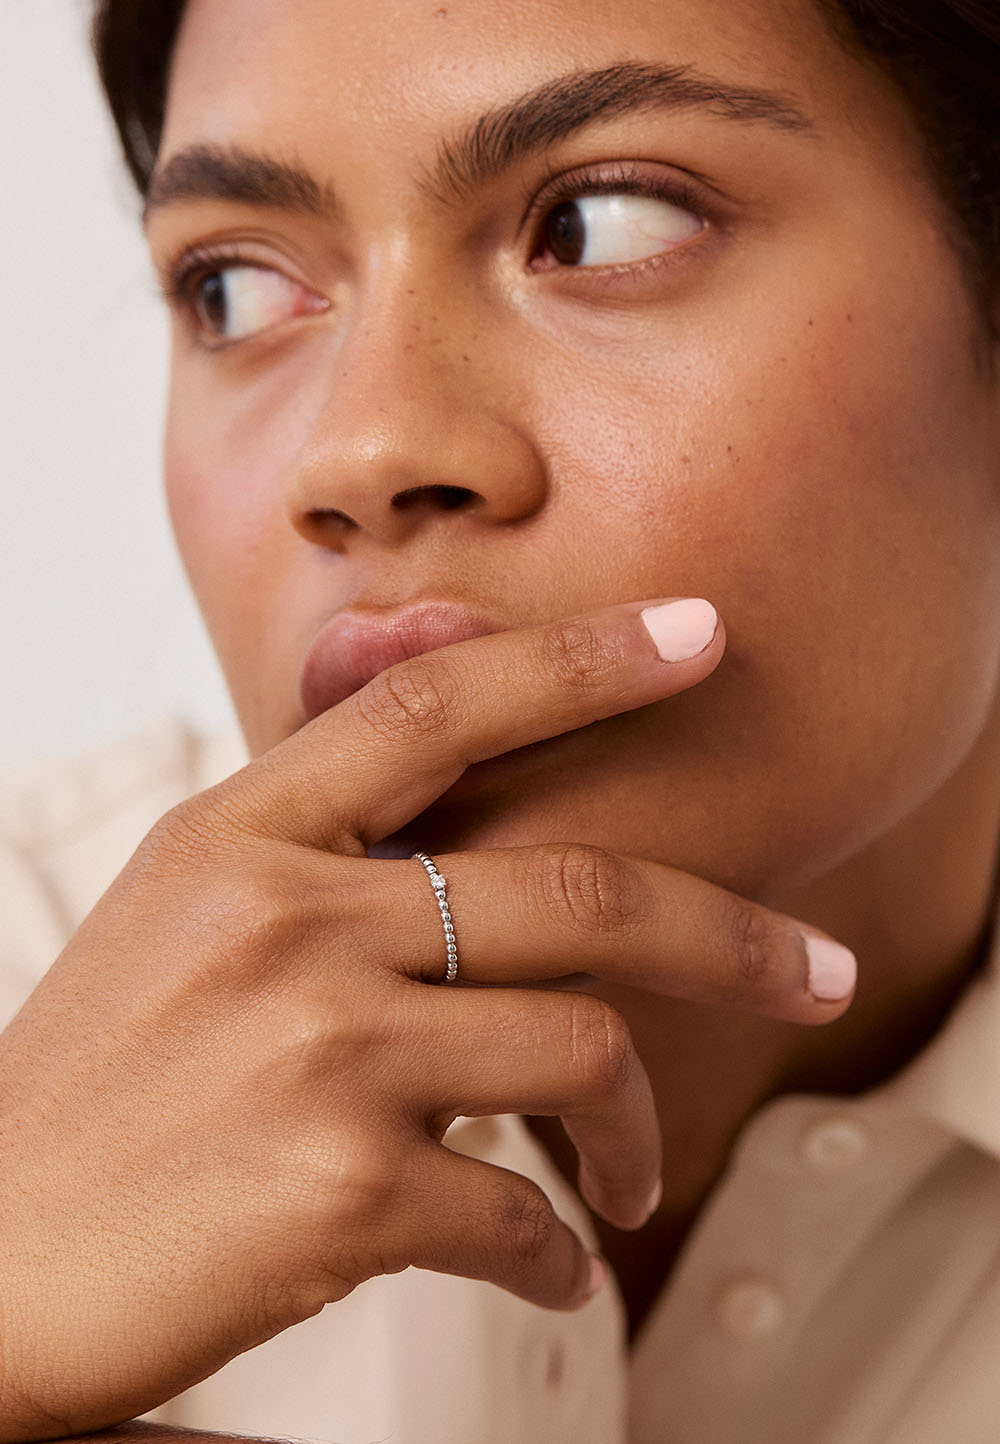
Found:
<box><xmin>413</xmin><ymin>852</ymin><xmax>459</xmax><ymax>983</ymax></box>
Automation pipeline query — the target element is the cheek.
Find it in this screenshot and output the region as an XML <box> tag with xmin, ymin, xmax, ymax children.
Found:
<box><xmin>163</xmin><ymin>356</ymin><xmax>325</xmax><ymax>715</ymax></box>
<box><xmin>164</xmin><ymin>341</ymin><xmax>334</xmax><ymax>588</ymax></box>
<box><xmin>530</xmin><ymin>291</ymin><xmax>1000</xmax><ymax>887</ymax></box>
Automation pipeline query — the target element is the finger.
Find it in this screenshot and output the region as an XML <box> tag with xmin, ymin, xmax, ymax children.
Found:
<box><xmin>383</xmin><ymin>844</ymin><xmax>857</xmax><ymax>1024</ymax></box>
<box><xmin>417</xmin><ymin>988</ymin><xmax>661</xmax><ymax>1230</ymax></box>
<box><xmin>401</xmin><ymin>1142</ymin><xmax>603</xmax><ymax>1312</ymax></box>
<box><xmin>210</xmin><ymin>598</ymin><xmax>724</xmax><ymax>851</ymax></box>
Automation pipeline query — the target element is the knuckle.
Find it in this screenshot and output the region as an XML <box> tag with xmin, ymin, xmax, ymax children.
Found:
<box><xmin>567</xmin><ymin>995</ymin><xmax>635</xmax><ymax>1094</ymax></box>
<box><xmin>354</xmin><ymin>654</ymin><xmax>459</xmax><ymax>745</ymax></box>
<box><xmin>726</xmin><ymin>899</ymin><xmax>777</xmax><ymax>991</ymax></box>
<box><xmin>540</xmin><ymin>843</ymin><xmax>648</xmax><ymax>942</ymax></box>
<box><xmin>172</xmin><ymin>855</ymin><xmax>331</xmax><ymax>992</ymax></box>
<box><xmin>299</xmin><ymin>1127</ymin><xmax>399</xmax><ymax>1227</ymax></box>
<box><xmin>293</xmin><ymin>1138</ymin><xmax>406</xmax><ymax>1295</ymax></box>
<box><xmin>140</xmin><ymin>797</ymin><xmax>221</xmax><ymax>871</ymax></box>
<box><xmin>332</xmin><ymin>1138</ymin><xmax>399</xmax><ymax>1220</ymax></box>
<box><xmin>501</xmin><ymin>1181</ymin><xmax>556</xmax><ymax>1268</ymax></box>
<box><xmin>144</xmin><ymin>777</ymin><xmax>264</xmax><ymax>864</ymax></box>
<box><xmin>540</xmin><ymin>616</ymin><xmax>626</xmax><ymax>694</ymax></box>
<box><xmin>273</xmin><ymin>995</ymin><xmax>368</xmax><ymax>1079</ymax></box>
<box><xmin>215</xmin><ymin>864</ymin><xmax>315</xmax><ymax>955</ymax></box>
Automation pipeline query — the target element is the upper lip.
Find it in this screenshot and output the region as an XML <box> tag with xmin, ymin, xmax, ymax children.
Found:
<box><xmin>298</xmin><ymin>600</ymin><xmax>508</xmax><ymax>723</ymax></box>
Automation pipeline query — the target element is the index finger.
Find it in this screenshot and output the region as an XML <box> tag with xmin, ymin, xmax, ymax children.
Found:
<box><xmin>228</xmin><ymin>598</ymin><xmax>723</xmax><ymax>850</ymax></box>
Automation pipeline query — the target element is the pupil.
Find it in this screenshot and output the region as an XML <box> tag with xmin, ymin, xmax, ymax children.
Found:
<box><xmin>198</xmin><ymin>273</ymin><xmax>227</xmax><ymax>334</ymax></box>
<box><xmin>546</xmin><ymin>202</ymin><xmax>586</xmax><ymax>265</ymax></box>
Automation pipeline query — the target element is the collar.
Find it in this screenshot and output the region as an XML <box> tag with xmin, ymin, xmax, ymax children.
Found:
<box><xmin>877</xmin><ymin>924</ymin><xmax>1000</xmax><ymax>1161</ymax></box>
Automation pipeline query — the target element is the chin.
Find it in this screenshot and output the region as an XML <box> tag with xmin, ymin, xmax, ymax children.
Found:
<box><xmin>364</xmin><ymin>740</ymin><xmax>904</xmax><ymax>917</ymax></box>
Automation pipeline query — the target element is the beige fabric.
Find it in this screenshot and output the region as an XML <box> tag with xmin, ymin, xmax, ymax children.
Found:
<box><xmin>2</xmin><ymin>719</ymin><xmax>1000</xmax><ymax>1443</ymax></box>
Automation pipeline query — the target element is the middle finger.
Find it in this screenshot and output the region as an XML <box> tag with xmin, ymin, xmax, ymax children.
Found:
<box><xmin>378</xmin><ymin>844</ymin><xmax>857</xmax><ymax>1023</ymax></box>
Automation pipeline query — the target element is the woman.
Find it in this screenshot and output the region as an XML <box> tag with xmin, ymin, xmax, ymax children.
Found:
<box><xmin>1</xmin><ymin>0</ymin><xmax>999</xmax><ymax>1439</ymax></box>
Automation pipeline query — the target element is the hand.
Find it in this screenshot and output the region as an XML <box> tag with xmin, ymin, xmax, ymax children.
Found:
<box><xmin>0</xmin><ymin>598</ymin><xmax>854</xmax><ymax>1439</ymax></box>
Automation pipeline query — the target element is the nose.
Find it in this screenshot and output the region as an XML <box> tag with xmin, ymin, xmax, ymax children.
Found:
<box><xmin>284</xmin><ymin>294</ymin><xmax>548</xmax><ymax>551</ymax></box>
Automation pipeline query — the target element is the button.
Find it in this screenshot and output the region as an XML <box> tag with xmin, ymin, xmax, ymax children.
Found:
<box><xmin>715</xmin><ymin>1279</ymin><xmax>786</xmax><ymax>1339</ymax></box>
<box><xmin>545</xmin><ymin>1338</ymin><xmax>566</xmax><ymax>1389</ymax></box>
<box><xmin>802</xmin><ymin>1117</ymin><xmax>870</xmax><ymax>1173</ymax></box>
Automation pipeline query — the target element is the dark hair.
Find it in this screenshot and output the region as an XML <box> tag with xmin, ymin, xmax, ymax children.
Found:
<box><xmin>92</xmin><ymin>0</ymin><xmax>1000</xmax><ymax>313</ymax></box>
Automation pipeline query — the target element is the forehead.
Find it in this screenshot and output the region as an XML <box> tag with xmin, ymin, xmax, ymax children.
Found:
<box><xmin>162</xmin><ymin>0</ymin><xmax>860</xmax><ymax>158</ymax></box>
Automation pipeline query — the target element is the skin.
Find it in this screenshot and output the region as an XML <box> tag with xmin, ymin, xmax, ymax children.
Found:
<box><xmin>154</xmin><ymin>0</ymin><xmax>1000</xmax><ymax>1314</ymax></box>
<box><xmin>160</xmin><ymin>0</ymin><xmax>1000</xmax><ymax>895</ymax></box>
<box><xmin>1</xmin><ymin>0</ymin><xmax>1000</xmax><ymax>1436</ymax></box>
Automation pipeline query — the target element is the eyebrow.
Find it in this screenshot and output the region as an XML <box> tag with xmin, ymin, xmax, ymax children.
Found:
<box><xmin>143</xmin><ymin>145</ymin><xmax>339</xmax><ymax>225</ymax></box>
<box><xmin>144</xmin><ymin>60</ymin><xmax>817</xmax><ymax>224</ymax></box>
<box><xmin>429</xmin><ymin>61</ymin><xmax>818</xmax><ymax>203</ymax></box>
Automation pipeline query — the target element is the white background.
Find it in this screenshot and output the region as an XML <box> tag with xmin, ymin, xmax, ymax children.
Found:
<box><xmin>0</xmin><ymin>0</ymin><xmax>236</xmax><ymax>769</ymax></box>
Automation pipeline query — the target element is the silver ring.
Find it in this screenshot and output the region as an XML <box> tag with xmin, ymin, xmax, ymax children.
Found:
<box><xmin>413</xmin><ymin>852</ymin><xmax>459</xmax><ymax>983</ymax></box>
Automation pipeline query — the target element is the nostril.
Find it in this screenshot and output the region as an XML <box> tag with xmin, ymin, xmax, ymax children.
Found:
<box><xmin>391</xmin><ymin>484</ymin><xmax>477</xmax><ymax>511</ymax></box>
<box><xmin>294</xmin><ymin>483</ymin><xmax>485</xmax><ymax>548</ymax></box>
<box><xmin>303</xmin><ymin>508</ymin><xmax>357</xmax><ymax>537</ymax></box>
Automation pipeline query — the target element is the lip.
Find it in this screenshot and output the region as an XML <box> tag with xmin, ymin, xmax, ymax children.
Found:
<box><xmin>298</xmin><ymin>601</ymin><xmax>508</xmax><ymax>723</ymax></box>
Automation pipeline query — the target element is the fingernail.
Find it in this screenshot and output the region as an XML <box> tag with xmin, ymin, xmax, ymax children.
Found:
<box><xmin>645</xmin><ymin>1178</ymin><xmax>663</xmax><ymax>1219</ymax></box>
<box><xmin>804</xmin><ymin>934</ymin><xmax>857</xmax><ymax>1001</ymax></box>
<box><xmin>582</xmin><ymin>1254</ymin><xmax>607</xmax><ymax>1303</ymax></box>
<box><xmin>641</xmin><ymin>599</ymin><xmax>718</xmax><ymax>662</ymax></box>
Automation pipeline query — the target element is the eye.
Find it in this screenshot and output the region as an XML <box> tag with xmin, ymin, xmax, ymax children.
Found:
<box><xmin>186</xmin><ymin>262</ymin><xmax>326</xmax><ymax>343</ymax></box>
<box><xmin>536</xmin><ymin>193</ymin><xmax>704</xmax><ymax>268</ymax></box>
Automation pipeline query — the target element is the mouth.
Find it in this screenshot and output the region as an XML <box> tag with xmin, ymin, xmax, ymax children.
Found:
<box><xmin>298</xmin><ymin>599</ymin><xmax>509</xmax><ymax>723</ymax></box>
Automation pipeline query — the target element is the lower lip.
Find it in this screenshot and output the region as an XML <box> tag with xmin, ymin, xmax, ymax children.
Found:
<box><xmin>297</xmin><ymin>605</ymin><xmax>507</xmax><ymax>723</ymax></box>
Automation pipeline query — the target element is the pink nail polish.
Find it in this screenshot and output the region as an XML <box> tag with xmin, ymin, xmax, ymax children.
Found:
<box><xmin>641</xmin><ymin>599</ymin><xmax>718</xmax><ymax>662</ymax></box>
<box><xmin>805</xmin><ymin>934</ymin><xmax>857</xmax><ymax>1001</ymax></box>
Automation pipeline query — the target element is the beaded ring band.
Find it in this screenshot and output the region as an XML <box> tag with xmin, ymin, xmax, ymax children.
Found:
<box><xmin>413</xmin><ymin>852</ymin><xmax>459</xmax><ymax>983</ymax></box>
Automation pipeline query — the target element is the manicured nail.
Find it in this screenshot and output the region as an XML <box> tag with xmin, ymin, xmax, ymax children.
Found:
<box><xmin>582</xmin><ymin>1254</ymin><xmax>607</xmax><ymax>1303</ymax></box>
<box><xmin>641</xmin><ymin>599</ymin><xmax>718</xmax><ymax>662</ymax></box>
<box><xmin>804</xmin><ymin>934</ymin><xmax>857</xmax><ymax>1001</ymax></box>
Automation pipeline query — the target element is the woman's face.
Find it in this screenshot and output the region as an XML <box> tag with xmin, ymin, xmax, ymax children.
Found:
<box><xmin>149</xmin><ymin>0</ymin><xmax>1000</xmax><ymax>900</ymax></box>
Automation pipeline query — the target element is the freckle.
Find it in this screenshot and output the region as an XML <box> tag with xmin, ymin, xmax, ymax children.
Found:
<box><xmin>846</xmin><ymin>313</ymin><xmax>853</xmax><ymax>322</ymax></box>
<box><xmin>434</xmin><ymin>5</ymin><xmax>448</xmax><ymax>14</ymax></box>
<box><xmin>681</xmin><ymin>455</ymin><xmax>691</xmax><ymax>465</ymax></box>
<box><xmin>407</xmin><ymin>289</ymin><xmax>416</xmax><ymax>295</ymax></box>
<box><xmin>462</xmin><ymin>353</ymin><xmax>471</xmax><ymax>362</ymax></box>
<box><xmin>727</xmin><ymin>444</ymin><xmax>734</xmax><ymax>453</ymax></box>
<box><xmin>808</xmin><ymin>318</ymin><xmax>814</xmax><ymax>327</ymax></box>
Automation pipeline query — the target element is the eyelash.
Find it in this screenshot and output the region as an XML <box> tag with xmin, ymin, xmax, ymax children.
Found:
<box><xmin>160</xmin><ymin>241</ymin><xmax>254</xmax><ymax>312</ymax></box>
<box><xmin>526</xmin><ymin>159</ymin><xmax>709</xmax><ymax>256</ymax></box>
<box><xmin>160</xmin><ymin>160</ymin><xmax>711</xmax><ymax>339</ymax></box>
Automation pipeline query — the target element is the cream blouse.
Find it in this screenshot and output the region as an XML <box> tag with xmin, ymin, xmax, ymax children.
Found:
<box><xmin>2</xmin><ymin>719</ymin><xmax>999</xmax><ymax>1444</ymax></box>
